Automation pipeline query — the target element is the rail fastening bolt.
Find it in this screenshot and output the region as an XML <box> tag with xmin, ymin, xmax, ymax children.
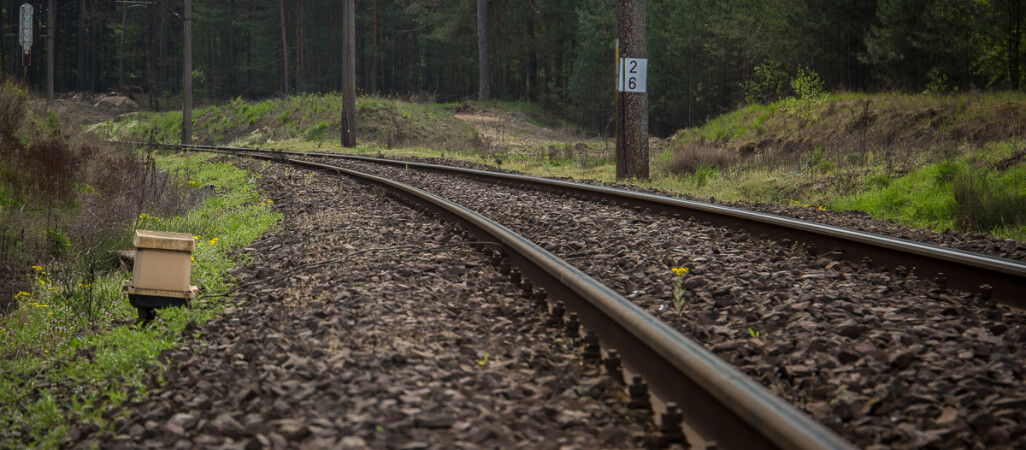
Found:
<box><xmin>533</xmin><ymin>288</ymin><xmax>548</xmax><ymax>305</ymax></box>
<box><xmin>565</xmin><ymin>313</ymin><xmax>581</xmax><ymax>338</ymax></box>
<box><xmin>509</xmin><ymin>268</ymin><xmax>522</xmax><ymax>285</ymax></box>
<box><xmin>604</xmin><ymin>349</ymin><xmax>624</xmax><ymax>382</ymax></box>
<box><xmin>658</xmin><ymin>402</ymin><xmax>689</xmax><ymax>448</ymax></box>
<box><xmin>547</xmin><ymin>301</ymin><xmax>566</xmax><ymax>327</ymax></box>
<box><xmin>628</xmin><ymin>376</ymin><xmax>651</xmax><ymax>411</ymax></box>
<box><xmin>934</xmin><ymin>272</ymin><xmax>947</xmax><ymax>290</ymax></box>
<box><xmin>582</xmin><ymin>331</ymin><xmax>601</xmax><ymax>361</ymax></box>
<box><xmin>979</xmin><ymin>284</ymin><xmax>994</xmax><ymax>301</ymax></box>
<box><xmin>520</xmin><ymin>280</ymin><xmax>533</xmax><ymax>298</ymax></box>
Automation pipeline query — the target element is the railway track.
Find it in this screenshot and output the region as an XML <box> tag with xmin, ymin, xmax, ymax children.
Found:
<box><xmin>116</xmin><ymin>142</ymin><xmax>1026</xmax><ymax>448</ymax></box>
<box><xmin>115</xmin><ymin>142</ymin><xmax>859</xmax><ymax>449</ymax></box>
<box><xmin>125</xmin><ymin>141</ymin><xmax>1026</xmax><ymax>308</ymax></box>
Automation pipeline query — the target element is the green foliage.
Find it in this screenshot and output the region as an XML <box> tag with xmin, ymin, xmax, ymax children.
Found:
<box><xmin>743</xmin><ymin>61</ymin><xmax>789</xmax><ymax>105</ymax></box>
<box><xmin>782</xmin><ymin>68</ymin><xmax>826</xmax><ymax>124</ymax></box>
<box><xmin>0</xmin><ymin>153</ymin><xmax>280</xmax><ymax>446</ymax></box>
<box><xmin>924</xmin><ymin>68</ymin><xmax>954</xmax><ymax>94</ymax></box>
<box><xmin>46</xmin><ymin>229</ymin><xmax>70</xmax><ymax>259</ymax></box>
<box><xmin>0</xmin><ymin>78</ymin><xmax>27</xmax><ymax>138</ymax></box>
<box><xmin>693</xmin><ymin>165</ymin><xmax>717</xmax><ymax>188</ymax></box>
<box><xmin>306</xmin><ymin>121</ymin><xmax>329</xmax><ymax>141</ymax></box>
<box><xmin>567</xmin><ymin>0</ymin><xmax>616</xmax><ymax>132</ymax></box>
<box><xmin>834</xmin><ymin>159</ymin><xmax>1026</xmax><ymax>237</ymax></box>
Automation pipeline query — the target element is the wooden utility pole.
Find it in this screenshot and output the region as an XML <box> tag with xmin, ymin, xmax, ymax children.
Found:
<box><xmin>616</xmin><ymin>0</ymin><xmax>649</xmax><ymax>180</ymax></box>
<box><xmin>341</xmin><ymin>0</ymin><xmax>356</xmax><ymax>147</ymax></box>
<box><xmin>47</xmin><ymin>0</ymin><xmax>54</xmax><ymax>102</ymax></box>
<box><xmin>182</xmin><ymin>0</ymin><xmax>192</xmax><ymax>145</ymax></box>
<box><xmin>477</xmin><ymin>0</ymin><xmax>489</xmax><ymax>101</ymax></box>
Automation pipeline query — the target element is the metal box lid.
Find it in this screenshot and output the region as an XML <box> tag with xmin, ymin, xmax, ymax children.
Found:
<box><xmin>134</xmin><ymin>230</ymin><xmax>195</xmax><ymax>253</ymax></box>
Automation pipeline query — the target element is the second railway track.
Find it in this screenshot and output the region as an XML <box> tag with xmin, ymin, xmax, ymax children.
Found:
<box><xmin>124</xmin><ymin>142</ymin><xmax>1026</xmax><ymax>448</ymax></box>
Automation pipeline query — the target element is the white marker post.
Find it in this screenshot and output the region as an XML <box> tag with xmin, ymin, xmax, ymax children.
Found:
<box><xmin>18</xmin><ymin>3</ymin><xmax>33</xmax><ymax>70</ymax></box>
<box><xmin>620</xmin><ymin>57</ymin><xmax>647</xmax><ymax>93</ymax></box>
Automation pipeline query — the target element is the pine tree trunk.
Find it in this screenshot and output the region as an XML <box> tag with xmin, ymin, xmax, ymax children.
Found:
<box><xmin>371</xmin><ymin>0</ymin><xmax>378</xmax><ymax>93</ymax></box>
<box><xmin>1012</xmin><ymin>0</ymin><xmax>1022</xmax><ymax>90</ymax></box>
<box><xmin>341</xmin><ymin>0</ymin><xmax>355</xmax><ymax>147</ymax></box>
<box><xmin>477</xmin><ymin>0</ymin><xmax>489</xmax><ymax>101</ymax></box>
<box><xmin>119</xmin><ymin>2</ymin><xmax>126</xmax><ymax>88</ymax></box>
<box><xmin>89</xmin><ymin>0</ymin><xmax>98</xmax><ymax>92</ymax></box>
<box><xmin>279</xmin><ymin>0</ymin><xmax>289</xmax><ymax>96</ymax></box>
<box><xmin>77</xmin><ymin>0</ymin><xmax>85</xmax><ymax>91</ymax></box>
<box><xmin>297</xmin><ymin>0</ymin><xmax>304</xmax><ymax>92</ymax></box>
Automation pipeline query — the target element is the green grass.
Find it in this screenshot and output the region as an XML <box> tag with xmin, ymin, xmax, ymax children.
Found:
<box><xmin>0</xmin><ymin>152</ymin><xmax>280</xmax><ymax>447</ymax></box>
<box><xmin>100</xmin><ymin>92</ymin><xmax>1026</xmax><ymax>243</ymax></box>
<box><xmin>96</xmin><ymin>94</ymin><xmax>478</xmax><ymax>150</ymax></box>
<box><xmin>834</xmin><ymin>152</ymin><xmax>1026</xmax><ymax>240</ymax></box>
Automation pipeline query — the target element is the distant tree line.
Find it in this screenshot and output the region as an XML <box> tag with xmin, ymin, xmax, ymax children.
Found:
<box><xmin>3</xmin><ymin>0</ymin><xmax>1024</xmax><ymax>135</ymax></box>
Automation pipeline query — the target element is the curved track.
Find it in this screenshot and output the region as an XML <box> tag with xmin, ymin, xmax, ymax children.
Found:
<box><xmin>121</xmin><ymin>142</ymin><xmax>858</xmax><ymax>449</ymax></box>
<box><xmin>124</xmin><ymin>142</ymin><xmax>1026</xmax><ymax>308</ymax></box>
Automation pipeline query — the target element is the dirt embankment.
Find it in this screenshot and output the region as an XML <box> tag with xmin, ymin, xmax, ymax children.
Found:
<box><xmin>665</xmin><ymin>93</ymin><xmax>1026</xmax><ymax>174</ymax></box>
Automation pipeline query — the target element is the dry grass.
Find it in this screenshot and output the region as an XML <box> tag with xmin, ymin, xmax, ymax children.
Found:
<box><xmin>664</xmin><ymin>141</ymin><xmax>739</xmax><ymax>175</ymax></box>
<box><xmin>0</xmin><ymin>82</ymin><xmax>193</xmax><ymax>314</ymax></box>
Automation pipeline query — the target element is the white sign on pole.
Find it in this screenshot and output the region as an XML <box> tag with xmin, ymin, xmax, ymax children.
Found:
<box><xmin>19</xmin><ymin>3</ymin><xmax>33</xmax><ymax>53</ymax></box>
<box><xmin>618</xmin><ymin>57</ymin><xmax>647</xmax><ymax>93</ymax></box>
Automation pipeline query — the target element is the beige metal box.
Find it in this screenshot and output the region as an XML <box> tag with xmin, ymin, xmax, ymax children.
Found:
<box><xmin>129</xmin><ymin>230</ymin><xmax>197</xmax><ymax>298</ymax></box>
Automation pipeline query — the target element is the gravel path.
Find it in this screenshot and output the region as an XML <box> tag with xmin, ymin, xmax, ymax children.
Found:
<box><xmin>83</xmin><ymin>161</ymin><xmax>648</xmax><ymax>449</ymax></box>
<box><xmin>329</xmin><ymin>156</ymin><xmax>1026</xmax><ymax>449</ymax></box>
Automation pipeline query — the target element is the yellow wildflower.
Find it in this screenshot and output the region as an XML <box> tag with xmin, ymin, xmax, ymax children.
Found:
<box><xmin>671</xmin><ymin>267</ymin><xmax>690</xmax><ymax>276</ymax></box>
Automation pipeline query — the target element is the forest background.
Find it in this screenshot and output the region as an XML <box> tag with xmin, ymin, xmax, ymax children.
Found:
<box><xmin>2</xmin><ymin>0</ymin><xmax>1025</xmax><ymax>135</ymax></box>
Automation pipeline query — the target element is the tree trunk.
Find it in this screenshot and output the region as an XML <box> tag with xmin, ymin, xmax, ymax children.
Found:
<box><xmin>279</xmin><ymin>0</ymin><xmax>289</xmax><ymax>96</ymax></box>
<box><xmin>48</xmin><ymin>0</ymin><xmax>54</xmax><ymax>101</ymax></box>
<box><xmin>477</xmin><ymin>0</ymin><xmax>490</xmax><ymax>101</ymax></box>
<box><xmin>371</xmin><ymin>0</ymin><xmax>378</xmax><ymax>93</ymax></box>
<box><xmin>89</xmin><ymin>0</ymin><xmax>98</xmax><ymax>92</ymax></box>
<box><xmin>476</xmin><ymin>0</ymin><xmax>488</xmax><ymax>100</ymax></box>
<box><xmin>341</xmin><ymin>0</ymin><xmax>355</xmax><ymax>147</ymax></box>
<box><xmin>297</xmin><ymin>0</ymin><xmax>304</xmax><ymax>92</ymax></box>
<box><xmin>119</xmin><ymin>1</ymin><xmax>125</xmax><ymax>88</ymax></box>
<box><xmin>182</xmin><ymin>0</ymin><xmax>192</xmax><ymax>145</ymax></box>
<box><xmin>77</xmin><ymin>0</ymin><xmax>85</xmax><ymax>91</ymax></box>
<box><xmin>1012</xmin><ymin>0</ymin><xmax>1022</xmax><ymax>90</ymax></box>
<box><xmin>616</xmin><ymin>0</ymin><xmax>648</xmax><ymax>180</ymax></box>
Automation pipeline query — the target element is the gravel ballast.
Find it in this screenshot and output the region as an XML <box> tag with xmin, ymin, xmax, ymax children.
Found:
<box><xmin>84</xmin><ymin>161</ymin><xmax>648</xmax><ymax>449</ymax></box>
<box><xmin>329</xmin><ymin>156</ymin><xmax>1026</xmax><ymax>449</ymax></box>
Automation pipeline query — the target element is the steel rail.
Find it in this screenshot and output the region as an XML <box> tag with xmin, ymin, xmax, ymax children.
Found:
<box><xmin>125</xmin><ymin>141</ymin><xmax>1026</xmax><ymax>309</ymax></box>
<box><xmin>218</xmin><ymin>151</ymin><xmax>856</xmax><ymax>450</ymax></box>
